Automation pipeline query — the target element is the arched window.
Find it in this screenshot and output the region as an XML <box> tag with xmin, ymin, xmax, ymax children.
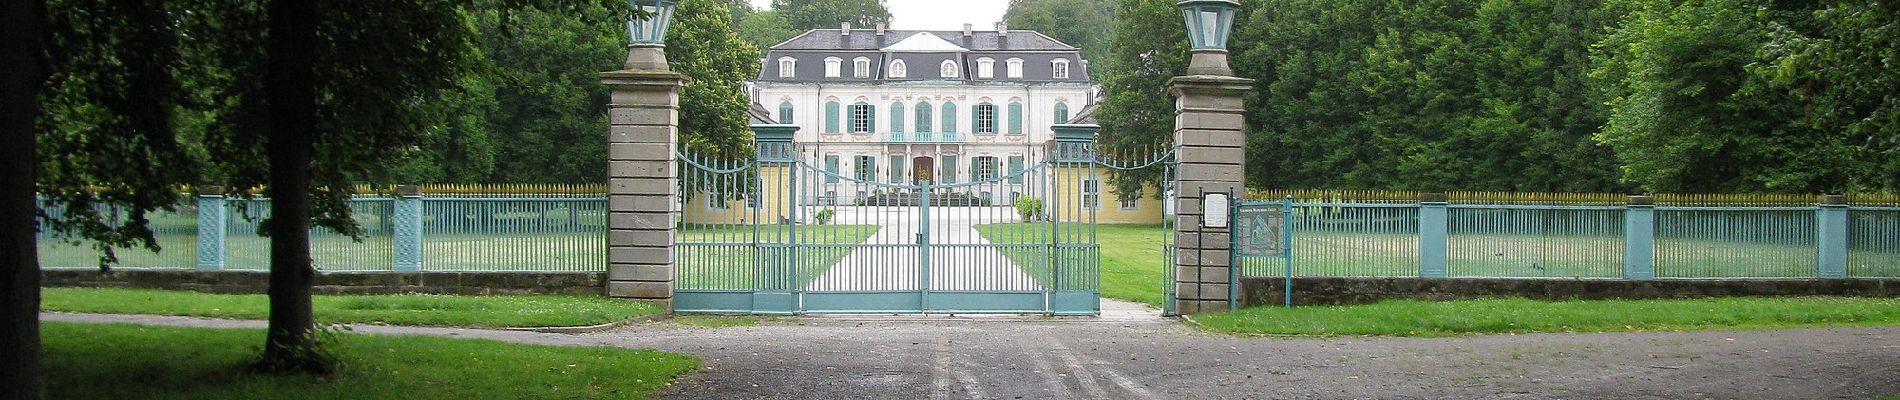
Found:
<box><xmin>777</xmin><ymin>57</ymin><xmax>797</xmax><ymax>78</ymax></box>
<box><xmin>1007</xmin><ymin>101</ymin><xmax>1023</xmax><ymax>134</ymax></box>
<box><xmin>940</xmin><ymin>60</ymin><xmax>959</xmax><ymax>78</ymax></box>
<box><xmin>941</xmin><ymin>102</ymin><xmax>958</xmax><ymax>134</ymax></box>
<box><xmin>779</xmin><ymin>101</ymin><xmax>796</xmax><ymax>124</ymax></box>
<box><xmin>824</xmin><ymin>57</ymin><xmax>842</xmax><ymax>78</ymax></box>
<box><xmin>976</xmin><ymin>58</ymin><xmax>995</xmax><ymax>79</ymax></box>
<box><xmin>853</xmin><ymin>57</ymin><xmax>871</xmax><ymax>78</ymax></box>
<box><xmin>849</xmin><ymin>102</ymin><xmax>874</xmax><ymax>133</ymax></box>
<box><xmin>889</xmin><ymin>60</ymin><xmax>907</xmax><ymax>78</ymax></box>
<box><xmin>1053</xmin><ymin>102</ymin><xmax>1069</xmax><ymax>123</ymax></box>
<box><xmin>824</xmin><ymin>100</ymin><xmax>840</xmax><ymax>133</ymax></box>
<box><xmin>889</xmin><ymin>102</ymin><xmax>905</xmax><ymax>133</ymax></box>
<box><xmin>975</xmin><ymin>102</ymin><xmax>998</xmax><ymax>134</ymax></box>
<box><xmin>1052</xmin><ymin>59</ymin><xmax>1071</xmax><ymax>79</ymax></box>
<box><xmin>914</xmin><ymin>102</ymin><xmax>933</xmax><ymax>133</ymax></box>
<box><xmin>1006</xmin><ymin>58</ymin><xmax>1023</xmax><ymax>78</ymax></box>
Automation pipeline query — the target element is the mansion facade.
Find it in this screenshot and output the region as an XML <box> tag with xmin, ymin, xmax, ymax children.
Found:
<box><xmin>741</xmin><ymin>24</ymin><xmax>1161</xmax><ymax>222</ymax></box>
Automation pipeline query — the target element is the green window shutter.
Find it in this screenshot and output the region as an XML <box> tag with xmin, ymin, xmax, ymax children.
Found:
<box><xmin>942</xmin><ymin>156</ymin><xmax>958</xmax><ymax>184</ymax></box>
<box><xmin>825</xmin><ymin>101</ymin><xmax>840</xmax><ymax>133</ymax></box>
<box><xmin>825</xmin><ymin>155</ymin><xmax>840</xmax><ymax>183</ymax></box>
<box><xmin>779</xmin><ymin>101</ymin><xmax>796</xmax><ymax>124</ymax></box>
<box><xmin>889</xmin><ymin>155</ymin><xmax>904</xmax><ymax>183</ymax></box>
<box><xmin>867</xmin><ymin>104</ymin><xmax>876</xmax><ymax>133</ymax></box>
<box><xmin>970</xmin><ymin>157</ymin><xmax>981</xmax><ymax>180</ymax></box>
<box><xmin>890</xmin><ymin>102</ymin><xmax>905</xmax><ymax>133</ymax></box>
<box><xmin>1008</xmin><ymin>156</ymin><xmax>1024</xmax><ymax>184</ymax></box>
<box><xmin>914</xmin><ymin>103</ymin><xmax>932</xmax><ymax>133</ymax></box>
<box><xmin>1054</xmin><ymin>103</ymin><xmax>1068</xmax><ymax>123</ymax></box>
<box><xmin>1008</xmin><ymin>103</ymin><xmax>1023</xmax><ymax>134</ymax></box>
<box><xmin>942</xmin><ymin>103</ymin><xmax>957</xmax><ymax>134</ymax></box>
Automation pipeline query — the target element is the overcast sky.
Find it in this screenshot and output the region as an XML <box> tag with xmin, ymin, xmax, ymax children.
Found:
<box><xmin>746</xmin><ymin>0</ymin><xmax>1012</xmax><ymax>31</ymax></box>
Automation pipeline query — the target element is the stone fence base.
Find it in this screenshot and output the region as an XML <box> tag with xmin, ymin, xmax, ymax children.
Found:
<box><xmin>42</xmin><ymin>270</ymin><xmax>605</xmax><ymax>296</ymax></box>
<box><xmin>1239</xmin><ymin>277</ymin><xmax>1900</xmax><ymax>307</ymax></box>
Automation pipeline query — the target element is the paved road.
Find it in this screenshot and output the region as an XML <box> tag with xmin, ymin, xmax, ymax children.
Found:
<box><xmin>46</xmin><ymin>303</ymin><xmax>1900</xmax><ymax>399</ymax></box>
<box><xmin>806</xmin><ymin>206</ymin><xmax>1041</xmax><ymax>292</ymax></box>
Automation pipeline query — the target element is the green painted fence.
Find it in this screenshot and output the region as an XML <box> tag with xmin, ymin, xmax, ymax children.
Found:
<box><xmin>36</xmin><ymin>194</ymin><xmax>608</xmax><ymax>272</ymax></box>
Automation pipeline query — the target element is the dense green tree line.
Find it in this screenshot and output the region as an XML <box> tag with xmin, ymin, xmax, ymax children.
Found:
<box><xmin>1090</xmin><ymin>0</ymin><xmax>1900</xmax><ymax>194</ymax></box>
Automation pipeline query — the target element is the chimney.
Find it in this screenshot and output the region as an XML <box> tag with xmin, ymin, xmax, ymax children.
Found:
<box><xmin>963</xmin><ymin>23</ymin><xmax>973</xmax><ymax>37</ymax></box>
<box><xmin>876</xmin><ymin>23</ymin><xmax>886</xmax><ymax>36</ymax></box>
<box><xmin>996</xmin><ymin>22</ymin><xmax>1008</xmax><ymax>37</ymax></box>
<box><xmin>841</xmin><ymin>22</ymin><xmax>851</xmax><ymax>36</ymax></box>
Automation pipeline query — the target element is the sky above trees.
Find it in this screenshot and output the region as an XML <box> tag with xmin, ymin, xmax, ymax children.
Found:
<box><xmin>748</xmin><ymin>0</ymin><xmax>1008</xmax><ymax>30</ymax></box>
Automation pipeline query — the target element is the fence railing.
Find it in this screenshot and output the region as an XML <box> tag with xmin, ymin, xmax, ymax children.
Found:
<box><xmin>37</xmin><ymin>190</ymin><xmax>607</xmax><ymax>272</ymax></box>
<box><xmin>1240</xmin><ymin>195</ymin><xmax>1900</xmax><ymax>280</ymax></box>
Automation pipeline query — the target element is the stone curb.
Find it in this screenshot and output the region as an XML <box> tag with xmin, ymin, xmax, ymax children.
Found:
<box><xmin>497</xmin><ymin>313</ymin><xmax>670</xmax><ymax>334</ymax></box>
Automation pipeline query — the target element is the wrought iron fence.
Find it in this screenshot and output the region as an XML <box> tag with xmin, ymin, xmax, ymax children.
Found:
<box><xmin>37</xmin><ymin>192</ymin><xmax>608</xmax><ymax>272</ymax></box>
<box><xmin>1239</xmin><ymin>196</ymin><xmax>1899</xmax><ymax>280</ymax></box>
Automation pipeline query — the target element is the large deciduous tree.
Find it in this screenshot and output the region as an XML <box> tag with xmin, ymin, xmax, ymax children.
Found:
<box><xmin>2</xmin><ymin>0</ymin><xmax>48</xmax><ymax>397</ymax></box>
<box><xmin>1003</xmin><ymin>0</ymin><xmax>1116</xmax><ymax>64</ymax></box>
<box><xmin>769</xmin><ymin>0</ymin><xmax>891</xmax><ymax>30</ymax></box>
<box><xmin>670</xmin><ymin>0</ymin><xmax>764</xmax><ymax>157</ymax></box>
<box><xmin>1092</xmin><ymin>0</ymin><xmax>1191</xmax><ymax>199</ymax></box>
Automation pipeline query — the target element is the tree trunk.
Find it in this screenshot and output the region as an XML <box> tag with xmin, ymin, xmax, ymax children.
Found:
<box><xmin>1</xmin><ymin>0</ymin><xmax>47</xmax><ymax>398</ymax></box>
<box><xmin>255</xmin><ymin>0</ymin><xmax>327</xmax><ymax>374</ymax></box>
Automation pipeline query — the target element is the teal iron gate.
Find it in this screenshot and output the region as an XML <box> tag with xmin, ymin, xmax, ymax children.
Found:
<box><xmin>673</xmin><ymin>133</ymin><xmax>1102</xmax><ymax>315</ymax></box>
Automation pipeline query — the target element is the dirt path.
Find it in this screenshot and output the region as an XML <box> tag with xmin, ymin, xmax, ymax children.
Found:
<box><xmin>44</xmin><ymin>304</ymin><xmax>1900</xmax><ymax>399</ymax></box>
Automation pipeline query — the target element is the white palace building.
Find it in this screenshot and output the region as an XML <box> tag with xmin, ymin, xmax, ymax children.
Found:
<box><xmin>748</xmin><ymin>23</ymin><xmax>1099</xmax><ymax>204</ymax></box>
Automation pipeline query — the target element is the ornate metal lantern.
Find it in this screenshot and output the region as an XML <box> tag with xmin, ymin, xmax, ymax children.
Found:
<box><xmin>626</xmin><ymin>0</ymin><xmax>678</xmax><ymax>45</ymax></box>
<box><xmin>1177</xmin><ymin>0</ymin><xmax>1239</xmax><ymax>51</ymax></box>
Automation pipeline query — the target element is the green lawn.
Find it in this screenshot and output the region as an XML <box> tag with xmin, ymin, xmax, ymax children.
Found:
<box><xmin>676</xmin><ymin>224</ymin><xmax>878</xmax><ymax>290</ymax></box>
<box><xmin>1194</xmin><ymin>297</ymin><xmax>1900</xmax><ymax>337</ymax></box>
<box><xmin>45</xmin><ymin>322</ymin><xmax>696</xmax><ymax>400</ymax></box>
<box><xmin>42</xmin><ymin>288</ymin><xmax>663</xmax><ymax>328</ymax></box>
<box><xmin>976</xmin><ymin>223</ymin><xmax>1172</xmax><ymax>307</ymax></box>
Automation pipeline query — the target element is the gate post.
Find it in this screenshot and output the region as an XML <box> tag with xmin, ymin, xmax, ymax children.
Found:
<box><xmin>602</xmin><ymin>42</ymin><xmax>688</xmax><ymax>309</ymax></box>
<box><xmin>195</xmin><ymin>186</ymin><xmax>227</xmax><ymax>271</ymax></box>
<box><xmin>1167</xmin><ymin>2</ymin><xmax>1253</xmax><ymax>314</ymax></box>
<box><xmin>1816</xmin><ymin>195</ymin><xmax>1848</xmax><ymax>279</ymax></box>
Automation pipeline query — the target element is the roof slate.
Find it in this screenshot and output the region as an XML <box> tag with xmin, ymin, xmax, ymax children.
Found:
<box><xmin>773</xmin><ymin>29</ymin><xmax>1077</xmax><ymax>52</ymax></box>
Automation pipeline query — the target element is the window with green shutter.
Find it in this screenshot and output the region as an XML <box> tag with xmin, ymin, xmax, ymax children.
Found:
<box><xmin>1054</xmin><ymin>102</ymin><xmax>1069</xmax><ymax>123</ymax></box>
<box><xmin>855</xmin><ymin>155</ymin><xmax>876</xmax><ymax>181</ymax></box>
<box><xmin>914</xmin><ymin>103</ymin><xmax>932</xmax><ymax>133</ymax></box>
<box><xmin>825</xmin><ymin>101</ymin><xmax>840</xmax><ymax>133</ymax></box>
<box><xmin>889</xmin><ymin>102</ymin><xmax>905</xmax><ymax>133</ymax></box>
<box><xmin>941</xmin><ymin>102</ymin><xmax>958</xmax><ymax>134</ymax></box>
<box><xmin>824</xmin><ymin>155</ymin><xmax>840</xmax><ymax>183</ymax></box>
<box><xmin>889</xmin><ymin>155</ymin><xmax>904</xmax><ymax>183</ymax></box>
<box><xmin>1008</xmin><ymin>156</ymin><xmax>1024</xmax><ymax>183</ymax></box>
<box><xmin>975</xmin><ymin>103</ymin><xmax>996</xmax><ymax>134</ymax></box>
<box><xmin>1007</xmin><ymin>102</ymin><xmax>1023</xmax><ymax>134</ymax></box>
<box><xmin>941</xmin><ymin>156</ymin><xmax>958</xmax><ymax>184</ymax></box>
<box><xmin>780</xmin><ymin>101</ymin><xmax>796</xmax><ymax>124</ymax></box>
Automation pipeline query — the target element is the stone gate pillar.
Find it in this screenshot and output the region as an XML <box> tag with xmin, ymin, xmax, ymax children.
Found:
<box><xmin>1169</xmin><ymin>40</ymin><xmax>1254</xmax><ymax>315</ymax></box>
<box><xmin>602</xmin><ymin>44</ymin><xmax>688</xmax><ymax>309</ymax></box>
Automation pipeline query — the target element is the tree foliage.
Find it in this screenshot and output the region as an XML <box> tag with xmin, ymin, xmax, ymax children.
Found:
<box><xmin>1003</xmin><ymin>0</ymin><xmax>1117</xmax><ymax>64</ymax></box>
<box><xmin>769</xmin><ymin>0</ymin><xmax>891</xmax><ymax>30</ymax></box>
<box><xmin>1092</xmin><ymin>0</ymin><xmax>1191</xmax><ymax>200</ymax></box>
<box><xmin>670</xmin><ymin>0</ymin><xmax>765</xmax><ymax>158</ymax></box>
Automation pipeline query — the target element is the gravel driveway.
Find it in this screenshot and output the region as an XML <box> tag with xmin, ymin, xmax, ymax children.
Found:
<box><xmin>46</xmin><ymin>301</ymin><xmax>1900</xmax><ymax>399</ymax></box>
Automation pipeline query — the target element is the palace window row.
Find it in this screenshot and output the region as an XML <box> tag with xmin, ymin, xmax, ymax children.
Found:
<box><xmin>777</xmin><ymin>57</ymin><xmax>1070</xmax><ymax>80</ymax></box>
<box><xmin>811</xmin><ymin>100</ymin><xmax>1048</xmax><ymax>135</ymax></box>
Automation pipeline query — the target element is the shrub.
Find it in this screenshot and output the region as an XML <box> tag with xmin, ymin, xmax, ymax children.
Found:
<box><xmin>1015</xmin><ymin>197</ymin><xmax>1043</xmax><ymax>221</ymax></box>
<box><xmin>815</xmin><ymin>208</ymin><xmax>835</xmax><ymax>225</ymax></box>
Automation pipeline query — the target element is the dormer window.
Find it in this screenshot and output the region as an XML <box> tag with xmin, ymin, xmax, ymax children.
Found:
<box><xmin>853</xmin><ymin>57</ymin><xmax>871</xmax><ymax>78</ymax></box>
<box><xmin>778</xmin><ymin>57</ymin><xmax>797</xmax><ymax>78</ymax></box>
<box><xmin>825</xmin><ymin>57</ymin><xmax>842</xmax><ymax>78</ymax></box>
<box><xmin>1006</xmin><ymin>58</ymin><xmax>1023</xmax><ymax>78</ymax></box>
<box><xmin>889</xmin><ymin>60</ymin><xmax>907</xmax><ymax>78</ymax></box>
<box><xmin>941</xmin><ymin>60</ymin><xmax>959</xmax><ymax>78</ymax></box>
<box><xmin>1052</xmin><ymin>59</ymin><xmax>1071</xmax><ymax>79</ymax></box>
<box><xmin>977</xmin><ymin>58</ymin><xmax>995</xmax><ymax>79</ymax></box>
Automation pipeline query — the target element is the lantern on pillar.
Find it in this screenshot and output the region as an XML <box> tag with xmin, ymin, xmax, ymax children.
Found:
<box><xmin>1176</xmin><ymin>0</ymin><xmax>1240</xmax><ymax>75</ymax></box>
<box><xmin>622</xmin><ymin>0</ymin><xmax>679</xmax><ymax>70</ymax></box>
<box><xmin>626</xmin><ymin>0</ymin><xmax>679</xmax><ymax>45</ymax></box>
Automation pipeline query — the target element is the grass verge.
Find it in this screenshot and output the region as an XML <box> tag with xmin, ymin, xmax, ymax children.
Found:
<box><xmin>1193</xmin><ymin>297</ymin><xmax>1900</xmax><ymax>337</ymax></box>
<box><xmin>42</xmin><ymin>288</ymin><xmax>663</xmax><ymax>328</ymax></box>
<box><xmin>975</xmin><ymin>223</ymin><xmax>1170</xmax><ymax>307</ymax></box>
<box><xmin>45</xmin><ymin>322</ymin><xmax>697</xmax><ymax>400</ymax></box>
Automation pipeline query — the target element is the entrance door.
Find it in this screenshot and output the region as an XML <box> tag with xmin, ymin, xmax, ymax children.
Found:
<box><xmin>912</xmin><ymin>156</ymin><xmax>934</xmax><ymax>185</ymax></box>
